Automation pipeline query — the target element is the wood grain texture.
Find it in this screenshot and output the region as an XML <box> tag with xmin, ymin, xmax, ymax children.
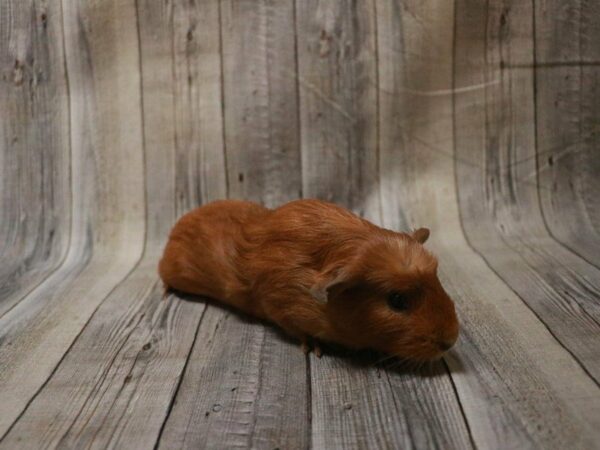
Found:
<box><xmin>0</xmin><ymin>0</ymin><xmax>599</xmax><ymax>448</ymax></box>
<box><xmin>0</xmin><ymin>265</ymin><xmax>203</xmax><ymax>449</ymax></box>
<box><xmin>136</xmin><ymin>0</ymin><xmax>177</xmax><ymax>241</ymax></box>
<box><xmin>220</xmin><ymin>0</ymin><xmax>301</xmax><ymax>207</ymax></box>
<box><xmin>0</xmin><ymin>0</ymin><xmax>226</xmax><ymax>445</ymax></box>
<box><xmin>0</xmin><ymin>0</ymin><xmax>146</xmax><ymax>438</ymax></box>
<box><xmin>12</xmin><ymin>0</ymin><xmax>238</xmax><ymax>442</ymax></box>
<box><xmin>534</xmin><ymin>0</ymin><xmax>600</xmax><ymax>265</ymax></box>
<box><xmin>159</xmin><ymin>307</ymin><xmax>308</xmax><ymax>450</ymax></box>
<box><xmin>310</xmin><ymin>353</ymin><xmax>473</xmax><ymax>450</ymax></box>
<box><xmin>171</xmin><ymin>0</ymin><xmax>227</xmax><ymax>214</ymax></box>
<box><xmin>296</xmin><ymin>0</ymin><xmax>380</xmax><ymax>220</ymax></box>
<box><xmin>454</xmin><ymin>0</ymin><xmax>600</xmax><ymax>382</ymax></box>
<box><xmin>377</xmin><ymin>1</ymin><xmax>600</xmax><ymax>448</ymax></box>
<box><xmin>0</xmin><ymin>0</ymin><xmax>70</xmax><ymax>317</ymax></box>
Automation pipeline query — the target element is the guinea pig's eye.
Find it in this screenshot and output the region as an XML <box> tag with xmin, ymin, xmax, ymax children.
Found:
<box><xmin>387</xmin><ymin>292</ymin><xmax>410</xmax><ymax>312</ymax></box>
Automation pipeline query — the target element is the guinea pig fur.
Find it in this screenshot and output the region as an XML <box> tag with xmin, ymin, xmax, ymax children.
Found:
<box><xmin>158</xmin><ymin>199</ymin><xmax>459</xmax><ymax>362</ymax></box>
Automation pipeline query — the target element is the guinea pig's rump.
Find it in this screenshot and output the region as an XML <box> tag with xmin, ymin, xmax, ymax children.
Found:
<box><xmin>158</xmin><ymin>200</ymin><xmax>267</xmax><ymax>302</ymax></box>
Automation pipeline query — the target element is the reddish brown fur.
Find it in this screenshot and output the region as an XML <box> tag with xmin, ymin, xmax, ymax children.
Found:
<box><xmin>159</xmin><ymin>199</ymin><xmax>459</xmax><ymax>361</ymax></box>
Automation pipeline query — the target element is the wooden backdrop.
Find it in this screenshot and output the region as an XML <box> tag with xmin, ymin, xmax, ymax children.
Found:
<box><xmin>1</xmin><ymin>0</ymin><xmax>599</xmax><ymax>448</ymax></box>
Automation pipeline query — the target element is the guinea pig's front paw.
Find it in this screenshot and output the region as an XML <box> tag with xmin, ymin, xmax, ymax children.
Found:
<box><xmin>300</xmin><ymin>337</ymin><xmax>323</xmax><ymax>358</ymax></box>
<box><xmin>161</xmin><ymin>283</ymin><xmax>172</xmax><ymax>300</ymax></box>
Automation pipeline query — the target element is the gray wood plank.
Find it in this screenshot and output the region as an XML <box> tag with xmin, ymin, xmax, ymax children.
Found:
<box><xmin>0</xmin><ymin>0</ymin><xmax>146</xmax><ymax>438</ymax></box>
<box><xmin>310</xmin><ymin>352</ymin><xmax>473</xmax><ymax>450</ymax></box>
<box><xmin>136</xmin><ymin>0</ymin><xmax>177</xmax><ymax>242</ymax></box>
<box><xmin>534</xmin><ymin>0</ymin><xmax>600</xmax><ymax>266</ymax></box>
<box><xmin>158</xmin><ymin>2</ymin><xmax>308</xmax><ymax>448</ymax></box>
<box><xmin>159</xmin><ymin>307</ymin><xmax>308</xmax><ymax>450</ymax></box>
<box><xmin>220</xmin><ymin>0</ymin><xmax>302</xmax><ymax>207</ymax></box>
<box><xmin>296</xmin><ymin>0</ymin><xmax>380</xmax><ymax>220</ymax></box>
<box><xmin>0</xmin><ymin>0</ymin><xmax>70</xmax><ymax>317</ymax></box>
<box><xmin>171</xmin><ymin>0</ymin><xmax>227</xmax><ymax>214</ymax></box>
<box><xmin>454</xmin><ymin>0</ymin><xmax>600</xmax><ymax>381</ymax></box>
<box><xmin>310</xmin><ymin>355</ymin><xmax>413</xmax><ymax>450</ymax></box>
<box><xmin>384</xmin><ymin>363</ymin><xmax>474</xmax><ymax>449</ymax></box>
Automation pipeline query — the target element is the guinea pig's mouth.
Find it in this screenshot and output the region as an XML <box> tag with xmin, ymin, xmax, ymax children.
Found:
<box><xmin>391</xmin><ymin>337</ymin><xmax>456</xmax><ymax>363</ymax></box>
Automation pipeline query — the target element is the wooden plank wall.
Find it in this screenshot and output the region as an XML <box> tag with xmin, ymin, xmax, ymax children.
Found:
<box><xmin>1</xmin><ymin>0</ymin><xmax>599</xmax><ymax>449</ymax></box>
<box><xmin>0</xmin><ymin>0</ymin><xmax>70</xmax><ymax>317</ymax></box>
<box><xmin>535</xmin><ymin>0</ymin><xmax>600</xmax><ymax>264</ymax></box>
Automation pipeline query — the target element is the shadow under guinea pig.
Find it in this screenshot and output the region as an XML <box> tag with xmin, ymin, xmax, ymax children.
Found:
<box><xmin>310</xmin><ymin>343</ymin><xmax>466</xmax><ymax>379</ymax></box>
<box><xmin>169</xmin><ymin>290</ymin><xmax>465</xmax><ymax>378</ymax></box>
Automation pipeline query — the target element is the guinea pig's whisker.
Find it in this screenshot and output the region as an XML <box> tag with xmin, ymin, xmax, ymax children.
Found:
<box><xmin>388</xmin><ymin>357</ymin><xmax>417</xmax><ymax>372</ymax></box>
<box><xmin>374</xmin><ymin>354</ymin><xmax>398</xmax><ymax>366</ymax></box>
<box><xmin>387</xmin><ymin>360</ymin><xmax>403</xmax><ymax>370</ymax></box>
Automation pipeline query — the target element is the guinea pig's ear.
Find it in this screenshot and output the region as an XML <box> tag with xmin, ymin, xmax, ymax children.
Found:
<box><xmin>309</xmin><ymin>267</ymin><xmax>353</xmax><ymax>304</ymax></box>
<box><xmin>412</xmin><ymin>227</ymin><xmax>430</xmax><ymax>244</ymax></box>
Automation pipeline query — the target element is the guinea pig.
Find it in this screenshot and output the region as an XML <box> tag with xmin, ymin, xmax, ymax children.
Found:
<box><xmin>158</xmin><ymin>199</ymin><xmax>459</xmax><ymax>362</ymax></box>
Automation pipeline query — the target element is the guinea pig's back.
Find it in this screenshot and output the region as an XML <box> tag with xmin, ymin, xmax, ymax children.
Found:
<box><xmin>159</xmin><ymin>200</ymin><xmax>269</xmax><ymax>301</ymax></box>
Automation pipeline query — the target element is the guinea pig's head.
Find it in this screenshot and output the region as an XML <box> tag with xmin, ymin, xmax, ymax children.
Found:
<box><xmin>311</xmin><ymin>228</ymin><xmax>459</xmax><ymax>362</ymax></box>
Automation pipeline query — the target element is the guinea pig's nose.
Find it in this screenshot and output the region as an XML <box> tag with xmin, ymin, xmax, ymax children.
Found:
<box><xmin>438</xmin><ymin>339</ymin><xmax>455</xmax><ymax>352</ymax></box>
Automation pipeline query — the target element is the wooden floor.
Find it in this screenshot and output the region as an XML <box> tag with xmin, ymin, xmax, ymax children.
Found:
<box><xmin>1</xmin><ymin>0</ymin><xmax>600</xmax><ymax>449</ymax></box>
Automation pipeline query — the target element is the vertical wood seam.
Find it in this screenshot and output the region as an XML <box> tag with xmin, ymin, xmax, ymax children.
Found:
<box><xmin>382</xmin><ymin>367</ymin><xmax>417</xmax><ymax>446</ymax></box>
<box><xmin>152</xmin><ymin>305</ymin><xmax>209</xmax><ymax>450</ymax></box>
<box><xmin>448</xmin><ymin>1</ymin><xmax>478</xmax><ymax>447</ymax></box>
<box><xmin>52</xmin><ymin>291</ymin><xmax>153</xmax><ymax>446</ymax></box>
<box><xmin>218</xmin><ymin>0</ymin><xmax>230</xmax><ymax>199</ymax></box>
<box><xmin>292</xmin><ymin>0</ymin><xmax>303</xmax><ymax>199</ymax></box>
<box><xmin>294</xmin><ymin>3</ymin><xmax>309</xmax><ymax>430</ymax></box>
<box><xmin>304</xmin><ymin>354</ymin><xmax>312</xmax><ymax>450</ymax></box>
<box><xmin>134</xmin><ymin>0</ymin><xmax>149</xmax><ymax>258</ymax></box>
<box><xmin>443</xmin><ymin>359</ymin><xmax>477</xmax><ymax>450</ymax></box>
<box><xmin>373</xmin><ymin>0</ymin><xmax>382</xmax><ymax>226</ymax></box>
<box><xmin>169</xmin><ymin>0</ymin><xmax>179</xmax><ymax>212</ymax></box>
<box><xmin>247</xmin><ymin>329</ymin><xmax>267</xmax><ymax>448</ymax></box>
<box><xmin>60</xmin><ymin>0</ymin><xmax>74</xmax><ymax>269</ymax></box>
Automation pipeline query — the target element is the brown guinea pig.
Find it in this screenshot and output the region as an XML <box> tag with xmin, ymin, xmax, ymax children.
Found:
<box><xmin>158</xmin><ymin>199</ymin><xmax>459</xmax><ymax>361</ymax></box>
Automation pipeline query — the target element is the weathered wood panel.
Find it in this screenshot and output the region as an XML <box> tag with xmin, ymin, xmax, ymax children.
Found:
<box><xmin>220</xmin><ymin>0</ymin><xmax>301</xmax><ymax>207</ymax></box>
<box><xmin>454</xmin><ymin>0</ymin><xmax>600</xmax><ymax>382</ymax></box>
<box><xmin>136</xmin><ymin>0</ymin><xmax>177</xmax><ymax>241</ymax></box>
<box><xmin>0</xmin><ymin>0</ymin><xmax>70</xmax><ymax>317</ymax></box>
<box><xmin>0</xmin><ymin>0</ymin><xmax>599</xmax><ymax>448</ymax></box>
<box><xmin>0</xmin><ymin>0</ymin><xmax>146</xmax><ymax>438</ymax></box>
<box><xmin>310</xmin><ymin>353</ymin><xmax>474</xmax><ymax>450</ymax></box>
<box><xmin>0</xmin><ymin>266</ymin><xmax>203</xmax><ymax>449</ymax></box>
<box><xmin>159</xmin><ymin>308</ymin><xmax>308</xmax><ymax>450</ymax></box>
<box><xmin>535</xmin><ymin>0</ymin><xmax>600</xmax><ymax>265</ymax></box>
<box><xmin>296</xmin><ymin>0</ymin><xmax>380</xmax><ymax>220</ymax></box>
<box><xmin>0</xmin><ymin>0</ymin><xmax>224</xmax><ymax>445</ymax></box>
<box><xmin>171</xmin><ymin>0</ymin><xmax>227</xmax><ymax>214</ymax></box>
<box><xmin>376</xmin><ymin>1</ymin><xmax>600</xmax><ymax>448</ymax></box>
